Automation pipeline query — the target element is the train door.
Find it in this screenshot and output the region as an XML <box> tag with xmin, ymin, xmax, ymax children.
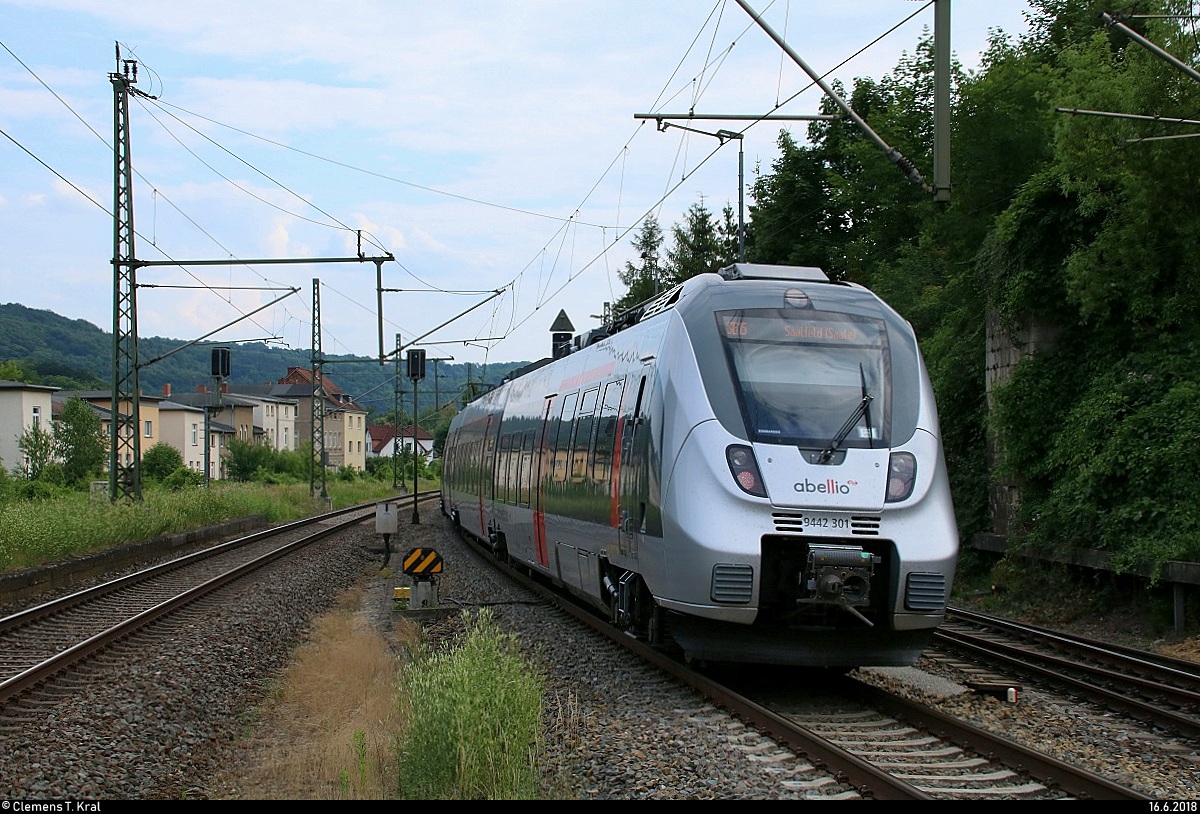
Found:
<box><xmin>477</xmin><ymin>412</ymin><xmax>497</xmax><ymax>536</ymax></box>
<box><xmin>594</xmin><ymin>379</ymin><xmax>625</xmax><ymax>536</ymax></box>
<box><xmin>617</xmin><ymin>369</ymin><xmax>650</xmax><ymax>558</ymax></box>
<box><xmin>533</xmin><ymin>395</ymin><xmax>555</xmax><ymax>568</ymax></box>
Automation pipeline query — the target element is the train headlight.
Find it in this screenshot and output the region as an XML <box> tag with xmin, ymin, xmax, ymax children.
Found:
<box><xmin>726</xmin><ymin>445</ymin><xmax>768</xmax><ymax>498</ymax></box>
<box><xmin>886</xmin><ymin>452</ymin><xmax>917</xmax><ymax>503</ymax></box>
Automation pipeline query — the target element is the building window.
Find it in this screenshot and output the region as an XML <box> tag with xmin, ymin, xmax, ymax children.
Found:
<box><xmin>191</xmin><ymin>423</ymin><xmax>198</xmax><ymax>446</ymax></box>
<box><xmin>31</xmin><ymin>405</ymin><xmax>41</xmax><ymax>429</ymax></box>
<box><xmin>283</xmin><ymin>427</ymin><xmax>289</xmax><ymax>448</ymax></box>
<box><xmin>144</xmin><ymin>420</ymin><xmax>153</xmax><ymax>438</ymax></box>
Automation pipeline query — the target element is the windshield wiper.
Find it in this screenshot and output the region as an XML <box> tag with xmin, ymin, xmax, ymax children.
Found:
<box><xmin>817</xmin><ymin>365</ymin><xmax>873</xmax><ymax>464</ymax></box>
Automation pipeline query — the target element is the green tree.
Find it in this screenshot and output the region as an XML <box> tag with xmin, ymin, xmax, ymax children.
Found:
<box><xmin>980</xmin><ymin>0</ymin><xmax>1200</xmax><ymax>570</ymax></box>
<box><xmin>745</xmin><ymin>129</ymin><xmax>844</xmax><ymax>271</ymax></box>
<box><xmin>142</xmin><ymin>442</ymin><xmax>184</xmax><ymax>482</ymax></box>
<box><xmin>0</xmin><ymin>461</ymin><xmax>13</xmax><ymax>502</ymax></box>
<box><xmin>717</xmin><ymin>202</ymin><xmax>742</xmax><ymax>265</ymax></box>
<box><xmin>16</xmin><ymin>422</ymin><xmax>55</xmax><ymax>480</ymax></box>
<box><xmin>53</xmin><ymin>397</ymin><xmax>106</xmax><ymax>485</ymax></box>
<box><xmin>225</xmin><ymin>438</ymin><xmax>277</xmax><ymax>482</ymax></box>
<box><xmin>665</xmin><ymin>200</ymin><xmax>725</xmax><ymax>285</ymax></box>
<box><xmin>613</xmin><ymin>215</ymin><xmax>666</xmax><ymax>314</ymax></box>
<box><xmin>0</xmin><ymin>360</ymin><xmax>28</xmax><ymax>381</ymax></box>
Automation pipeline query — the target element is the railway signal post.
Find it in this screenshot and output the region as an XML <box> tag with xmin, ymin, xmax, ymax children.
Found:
<box><xmin>407</xmin><ymin>348</ymin><xmax>426</xmax><ymax>523</ymax></box>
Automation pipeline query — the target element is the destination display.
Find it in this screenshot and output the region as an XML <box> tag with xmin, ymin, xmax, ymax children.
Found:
<box><xmin>718</xmin><ymin>311</ymin><xmax>882</xmax><ymax>347</ymax></box>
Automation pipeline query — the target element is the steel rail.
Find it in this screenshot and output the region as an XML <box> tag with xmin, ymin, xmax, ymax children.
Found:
<box><xmin>0</xmin><ymin>492</ymin><xmax>438</xmax><ymax>706</ymax></box>
<box><xmin>946</xmin><ymin>606</ymin><xmax>1200</xmax><ymax>680</ymax></box>
<box><xmin>935</xmin><ymin>614</ymin><xmax>1200</xmax><ymax>740</ymax></box>
<box><xmin>850</xmin><ymin>680</ymin><xmax>1150</xmax><ymax>801</ymax></box>
<box><xmin>451</xmin><ymin>527</ymin><xmax>1152</xmax><ymax>800</ymax></box>
<box><xmin>0</xmin><ymin>502</ymin><xmax>373</xmax><ymax>633</ymax></box>
<box><xmin>0</xmin><ymin>511</ymin><xmax>367</xmax><ymax>705</ymax></box>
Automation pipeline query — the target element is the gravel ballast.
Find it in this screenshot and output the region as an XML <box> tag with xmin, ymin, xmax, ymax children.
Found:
<box><xmin>1</xmin><ymin>513</ymin><xmax>1197</xmax><ymax>800</ymax></box>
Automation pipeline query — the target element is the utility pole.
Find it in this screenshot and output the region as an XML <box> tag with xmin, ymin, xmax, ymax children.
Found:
<box><xmin>633</xmin><ymin>113</ymin><xmax>839</xmax><ymax>264</ymax></box>
<box><xmin>933</xmin><ymin>0</ymin><xmax>951</xmax><ymax>202</ymax></box>
<box><xmin>103</xmin><ymin>47</ymin><xmax>393</xmax><ymax>502</ymax></box>
<box><xmin>311</xmin><ymin>279</ymin><xmax>328</xmax><ymax>503</ymax></box>
<box><xmin>407</xmin><ymin>348</ymin><xmax>426</xmax><ymax>523</ymax></box>
<box><xmin>428</xmin><ymin>356</ymin><xmax>453</xmax><ymax>414</ymax></box>
<box><xmin>393</xmin><ymin>333</ymin><xmax>401</xmax><ymax>490</ymax></box>
<box><xmin>109</xmin><ymin>48</ymin><xmax>142</xmax><ymax>503</ymax></box>
<box><xmin>732</xmin><ymin>0</ymin><xmax>934</xmax><ymax>194</ymax></box>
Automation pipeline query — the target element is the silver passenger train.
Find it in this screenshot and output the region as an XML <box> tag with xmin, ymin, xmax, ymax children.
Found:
<box><xmin>440</xmin><ymin>263</ymin><xmax>958</xmax><ymax>668</ymax></box>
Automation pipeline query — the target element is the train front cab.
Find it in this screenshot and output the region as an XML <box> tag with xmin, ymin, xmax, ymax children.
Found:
<box><xmin>644</xmin><ymin>269</ymin><xmax>959</xmax><ymax>668</ymax></box>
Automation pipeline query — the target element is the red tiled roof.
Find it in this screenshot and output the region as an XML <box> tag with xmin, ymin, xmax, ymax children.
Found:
<box><xmin>366</xmin><ymin>423</ymin><xmax>433</xmax><ymax>454</ymax></box>
<box><xmin>278</xmin><ymin>366</ymin><xmax>345</xmax><ymax>395</ymax></box>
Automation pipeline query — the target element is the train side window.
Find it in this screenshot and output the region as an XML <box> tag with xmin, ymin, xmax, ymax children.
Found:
<box><xmin>509</xmin><ymin>432</ymin><xmax>521</xmax><ymax>504</ymax></box>
<box><xmin>571</xmin><ymin>387</ymin><xmax>599</xmax><ymax>482</ymax></box>
<box><xmin>552</xmin><ymin>392</ymin><xmax>578</xmax><ymax>483</ymax></box>
<box><xmin>484</xmin><ymin>419</ymin><xmax>498</xmax><ymax>500</ymax></box>
<box><xmin>592</xmin><ymin>380</ymin><xmax>625</xmax><ymax>483</ymax></box>
<box><xmin>519</xmin><ymin>430</ymin><xmax>534</xmax><ymax>506</ymax></box>
<box><xmin>509</xmin><ymin>431</ymin><xmax>521</xmax><ymax>504</ymax></box>
<box><xmin>498</xmin><ymin>433</ymin><xmax>513</xmax><ymax>503</ymax></box>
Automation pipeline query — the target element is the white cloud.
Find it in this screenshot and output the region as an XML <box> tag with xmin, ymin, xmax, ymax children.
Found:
<box><xmin>0</xmin><ymin>0</ymin><xmax>1033</xmax><ymax>365</ymax></box>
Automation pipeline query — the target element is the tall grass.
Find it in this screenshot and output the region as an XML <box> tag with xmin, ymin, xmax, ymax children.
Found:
<box><xmin>396</xmin><ymin>609</ymin><xmax>544</xmax><ymax>800</ymax></box>
<box><xmin>0</xmin><ymin>480</ymin><xmax>404</xmax><ymax>572</ymax></box>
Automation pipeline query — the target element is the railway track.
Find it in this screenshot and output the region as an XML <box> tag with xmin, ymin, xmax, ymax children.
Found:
<box><xmin>932</xmin><ymin>607</ymin><xmax>1200</xmax><ymax>740</ymax></box>
<box><xmin>0</xmin><ymin>497</ymin><xmax>1177</xmax><ymax>799</ymax></box>
<box><xmin>450</xmin><ymin>527</ymin><xmax>1151</xmax><ymax>801</ymax></box>
<box><xmin>0</xmin><ymin>495</ymin><xmax>433</xmax><ymax>709</ymax></box>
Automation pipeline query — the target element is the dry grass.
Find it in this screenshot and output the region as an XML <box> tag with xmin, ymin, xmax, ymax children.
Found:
<box><xmin>1159</xmin><ymin>637</ymin><xmax>1200</xmax><ymax>664</ymax></box>
<box><xmin>217</xmin><ymin>586</ymin><xmax>422</xmax><ymax>799</ymax></box>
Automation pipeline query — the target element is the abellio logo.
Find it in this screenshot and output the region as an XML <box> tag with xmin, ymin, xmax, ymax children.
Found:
<box><xmin>794</xmin><ymin>478</ymin><xmax>858</xmax><ymax>495</ymax></box>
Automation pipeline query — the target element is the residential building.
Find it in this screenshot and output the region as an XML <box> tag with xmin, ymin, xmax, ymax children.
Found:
<box><xmin>241</xmin><ymin>393</ymin><xmax>298</xmax><ymax>452</ymax></box>
<box><xmin>268</xmin><ymin>367</ymin><xmax>369</xmax><ymax>472</ymax></box>
<box><xmin>157</xmin><ymin>400</ymin><xmax>208</xmax><ymax>474</ymax></box>
<box><xmin>367</xmin><ymin>422</ymin><xmax>435</xmax><ymax>462</ymax></box>
<box><xmin>162</xmin><ymin>385</ymin><xmax>256</xmax><ymax>442</ymax></box>
<box><xmin>58</xmin><ymin>391</ymin><xmax>164</xmax><ymax>471</ymax></box>
<box><xmin>0</xmin><ymin>380</ymin><xmax>58</xmax><ymax>475</ymax></box>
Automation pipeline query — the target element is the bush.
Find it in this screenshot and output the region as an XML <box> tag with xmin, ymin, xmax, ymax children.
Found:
<box><xmin>225</xmin><ymin>438</ymin><xmax>278</xmax><ymax>482</ymax></box>
<box><xmin>163</xmin><ymin>466</ymin><xmax>205</xmax><ymax>491</ymax></box>
<box><xmin>143</xmin><ymin>443</ymin><xmax>185</xmax><ymax>482</ymax></box>
<box><xmin>17</xmin><ymin>479</ymin><xmax>59</xmax><ymax>502</ymax></box>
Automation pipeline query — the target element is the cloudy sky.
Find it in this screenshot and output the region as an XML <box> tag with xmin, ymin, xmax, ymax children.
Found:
<box><xmin>0</xmin><ymin>0</ymin><xmax>1034</xmax><ymax>372</ymax></box>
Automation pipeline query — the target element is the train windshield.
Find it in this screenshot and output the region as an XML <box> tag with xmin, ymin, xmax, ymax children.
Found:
<box><xmin>717</xmin><ymin>309</ymin><xmax>892</xmax><ymax>449</ymax></box>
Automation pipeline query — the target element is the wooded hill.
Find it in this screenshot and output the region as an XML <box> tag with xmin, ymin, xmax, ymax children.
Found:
<box><xmin>0</xmin><ymin>302</ymin><xmax>528</xmax><ymax>419</ymax></box>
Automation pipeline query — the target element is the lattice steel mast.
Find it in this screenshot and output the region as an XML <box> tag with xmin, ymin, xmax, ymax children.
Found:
<box><xmin>109</xmin><ymin>50</ymin><xmax>142</xmax><ymax>502</ymax></box>
<box><xmin>310</xmin><ymin>279</ymin><xmax>328</xmax><ymax>500</ymax></box>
